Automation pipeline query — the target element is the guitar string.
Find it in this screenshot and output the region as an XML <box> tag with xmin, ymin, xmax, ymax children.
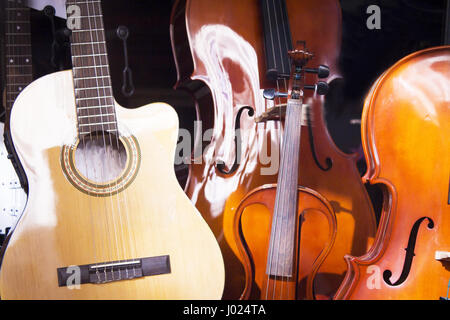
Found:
<box><xmin>73</xmin><ymin>0</ymin><xmax>116</xmax><ymax>282</ymax></box>
<box><xmin>89</xmin><ymin>0</ymin><xmax>138</xmax><ymax>281</ymax></box>
<box><xmin>94</xmin><ymin>0</ymin><xmax>140</xmax><ymax>280</ymax></box>
<box><xmin>84</xmin><ymin>0</ymin><xmax>125</xmax><ymax>281</ymax></box>
<box><xmin>69</xmin><ymin>0</ymin><xmax>104</xmax><ymax>282</ymax></box>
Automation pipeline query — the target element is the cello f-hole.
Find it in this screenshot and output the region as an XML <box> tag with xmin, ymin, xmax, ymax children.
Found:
<box><xmin>383</xmin><ymin>217</ymin><xmax>435</xmax><ymax>286</ymax></box>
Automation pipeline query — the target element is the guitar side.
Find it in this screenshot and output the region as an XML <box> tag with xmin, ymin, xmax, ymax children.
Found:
<box><xmin>0</xmin><ymin>70</ymin><xmax>225</xmax><ymax>299</ymax></box>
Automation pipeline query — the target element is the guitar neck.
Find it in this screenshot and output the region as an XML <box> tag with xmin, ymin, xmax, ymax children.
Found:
<box><xmin>66</xmin><ymin>0</ymin><xmax>118</xmax><ymax>138</ymax></box>
<box><xmin>4</xmin><ymin>0</ymin><xmax>33</xmax><ymax>117</ymax></box>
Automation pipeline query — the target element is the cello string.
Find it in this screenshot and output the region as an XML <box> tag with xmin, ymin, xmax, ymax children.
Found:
<box><xmin>265</xmin><ymin>0</ymin><xmax>277</xmax><ymax>73</ymax></box>
<box><xmin>265</xmin><ymin>0</ymin><xmax>282</xmax><ymax>299</ymax></box>
<box><xmin>274</xmin><ymin>0</ymin><xmax>289</xmax><ymax>298</ymax></box>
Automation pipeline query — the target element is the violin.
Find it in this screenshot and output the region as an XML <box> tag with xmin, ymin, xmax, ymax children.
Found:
<box><xmin>171</xmin><ymin>0</ymin><xmax>377</xmax><ymax>299</ymax></box>
<box><xmin>233</xmin><ymin>45</ymin><xmax>338</xmax><ymax>300</ymax></box>
<box><xmin>334</xmin><ymin>46</ymin><xmax>450</xmax><ymax>300</ymax></box>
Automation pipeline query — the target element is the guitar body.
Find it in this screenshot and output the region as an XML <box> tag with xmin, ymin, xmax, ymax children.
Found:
<box><xmin>0</xmin><ymin>70</ymin><xmax>225</xmax><ymax>299</ymax></box>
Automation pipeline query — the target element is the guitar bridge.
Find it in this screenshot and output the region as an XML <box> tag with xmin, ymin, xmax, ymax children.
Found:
<box><xmin>57</xmin><ymin>255</ymin><xmax>171</xmax><ymax>287</ymax></box>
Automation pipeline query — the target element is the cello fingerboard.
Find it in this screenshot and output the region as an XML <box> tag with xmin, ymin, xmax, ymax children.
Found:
<box><xmin>260</xmin><ymin>0</ymin><xmax>293</xmax><ymax>80</ymax></box>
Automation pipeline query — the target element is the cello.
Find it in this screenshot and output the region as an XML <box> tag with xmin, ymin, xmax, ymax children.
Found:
<box><xmin>334</xmin><ymin>46</ymin><xmax>450</xmax><ymax>300</ymax></box>
<box><xmin>171</xmin><ymin>0</ymin><xmax>377</xmax><ymax>299</ymax></box>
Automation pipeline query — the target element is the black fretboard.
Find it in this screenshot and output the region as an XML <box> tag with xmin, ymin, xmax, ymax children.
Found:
<box><xmin>260</xmin><ymin>0</ymin><xmax>293</xmax><ymax>80</ymax></box>
<box><xmin>66</xmin><ymin>0</ymin><xmax>117</xmax><ymax>137</ymax></box>
<box><xmin>4</xmin><ymin>0</ymin><xmax>33</xmax><ymax>114</ymax></box>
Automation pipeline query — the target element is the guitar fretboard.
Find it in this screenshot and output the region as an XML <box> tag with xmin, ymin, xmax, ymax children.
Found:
<box><xmin>66</xmin><ymin>0</ymin><xmax>117</xmax><ymax>137</ymax></box>
<box><xmin>4</xmin><ymin>0</ymin><xmax>33</xmax><ymax>113</ymax></box>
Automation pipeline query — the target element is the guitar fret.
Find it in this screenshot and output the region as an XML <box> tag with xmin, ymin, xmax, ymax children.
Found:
<box><xmin>75</xmin><ymin>75</ymin><xmax>109</xmax><ymax>80</ymax></box>
<box><xmin>75</xmin><ymin>86</ymin><xmax>110</xmax><ymax>90</ymax></box>
<box><xmin>74</xmin><ymin>65</ymin><xmax>109</xmax><ymax>69</ymax></box>
<box><xmin>79</xmin><ymin>129</ymin><xmax>117</xmax><ymax>135</ymax></box>
<box><xmin>6</xmin><ymin>65</ymin><xmax>32</xmax><ymax>69</ymax></box>
<box><xmin>72</xmin><ymin>41</ymin><xmax>106</xmax><ymax>46</ymax></box>
<box><xmin>79</xmin><ymin>122</ymin><xmax>117</xmax><ymax>127</ymax></box>
<box><xmin>68</xmin><ymin>0</ymin><xmax>101</xmax><ymax>4</ymax></box>
<box><xmin>72</xmin><ymin>28</ymin><xmax>102</xmax><ymax>33</ymax></box>
<box><xmin>77</xmin><ymin>96</ymin><xmax>112</xmax><ymax>101</ymax></box>
<box><xmin>77</xmin><ymin>106</ymin><xmax>114</xmax><ymax>110</ymax></box>
<box><xmin>72</xmin><ymin>53</ymin><xmax>107</xmax><ymax>58</ymax></box>
<box><xmin>78</xmin><ymin>113</ymin><xmax>115</xmax><ymax>119</ymax></box>
<box><xmin>6</xmin><ymin>44</ymin><xmax>31</xmax><ymax>47</ymax></box>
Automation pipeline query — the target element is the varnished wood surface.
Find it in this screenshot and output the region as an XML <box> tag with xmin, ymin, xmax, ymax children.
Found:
<box><xmin>234</xmin><ymin>185</ymin><xmax>337</xmax><ymax>300</ymax></box>
<box><xmin>334</xmin><ymin>46</ymin><xmax>450</xmax><ymax>300</ymax></box>
<box><xmin>171</xmin><ymin>0</ymin><xmax>377</xmax><ymax>299</ymax></box>
<box><xmin>0</xmin><ymin>70</ymin><xmax>225</xmax><ymax>299</ymax></box>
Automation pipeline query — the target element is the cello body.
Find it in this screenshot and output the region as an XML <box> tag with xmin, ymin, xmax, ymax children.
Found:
<box><xmin>171</xmin><ymin>0</ymin><xmax>377</xmax><ymax>299</ymax></box>
<box><xmin>334</xmin><ymin>46</ymin><xmax>450</xmax><ymax>300</ymax></box>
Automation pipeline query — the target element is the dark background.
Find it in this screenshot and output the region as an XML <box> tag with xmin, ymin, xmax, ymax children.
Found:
<box><xmin>1</xmin><ymin>0</ymin><xmax>448</xmax><ymax>194</ymax></box>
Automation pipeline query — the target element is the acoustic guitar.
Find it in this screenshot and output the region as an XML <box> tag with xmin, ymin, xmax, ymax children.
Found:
<box><xmin>0</xmin><ymin>0</ymin><xmax>224</xmax><ymax>299</ymax></box>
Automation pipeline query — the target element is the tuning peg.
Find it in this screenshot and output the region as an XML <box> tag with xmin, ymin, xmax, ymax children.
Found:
<box><xmin>305</xmin><ymin>81</ymin><xmax>329</xmax><ymax>95</ymax></box>
<box><xmin>263</xmin><ymin>88</ymin><xmax>288</xmax><ymax>100</ymax></box>
<box><xmin>304</xmin><ymin>65</ymin><xmax>330</xmax><ymax>78</ymax></box>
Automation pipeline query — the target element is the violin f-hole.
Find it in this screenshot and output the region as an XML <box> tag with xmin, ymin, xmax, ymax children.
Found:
<box><xmin>383</xmin><ymin>217</ymin><xmax>435</xmax><ymax>286</ymax></box>
<box><xmin>216</xmin><ymin>106</ymin><xmax>255</xmax><ymax>175</ymax></box>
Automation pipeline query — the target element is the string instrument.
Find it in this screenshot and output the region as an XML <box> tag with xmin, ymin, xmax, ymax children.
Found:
<box><xmin>171</xmin><ymin>0</ymin><xmax>377</xmax><ymax>298</ymax></box>
<box><xmin>233</xmin><ymin>45</ymin><xmax>337</xmax><ymax>300</ymax></box>
<box><xmin>0</xmin><ymin>123</ymin><xmax>26</xmax><ymax>244</ymax></box>
<box><xmin>334</xmin><ymin>46</ymin><xmax>450</xmax><ymax>300</ymax></box>
<box><xmin>0</xmin><ymin>0</ymin><xmax>30</xmax><ymax>245</ymax></box>
<box><xmin>0</xmin><ymin>0</ymin><xmax>224</xmax><ymax>299</ymax></box>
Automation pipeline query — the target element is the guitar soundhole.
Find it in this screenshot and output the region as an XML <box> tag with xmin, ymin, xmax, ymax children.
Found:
<box><xmin>75</xmin><ymin>131</ymin><xmax>127</xmax><ymax>184</ymax></box>
<box><xmin>61</xmin><ymin>132</ymin><xmax>140</xmax><ymax>196</ymax></box>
